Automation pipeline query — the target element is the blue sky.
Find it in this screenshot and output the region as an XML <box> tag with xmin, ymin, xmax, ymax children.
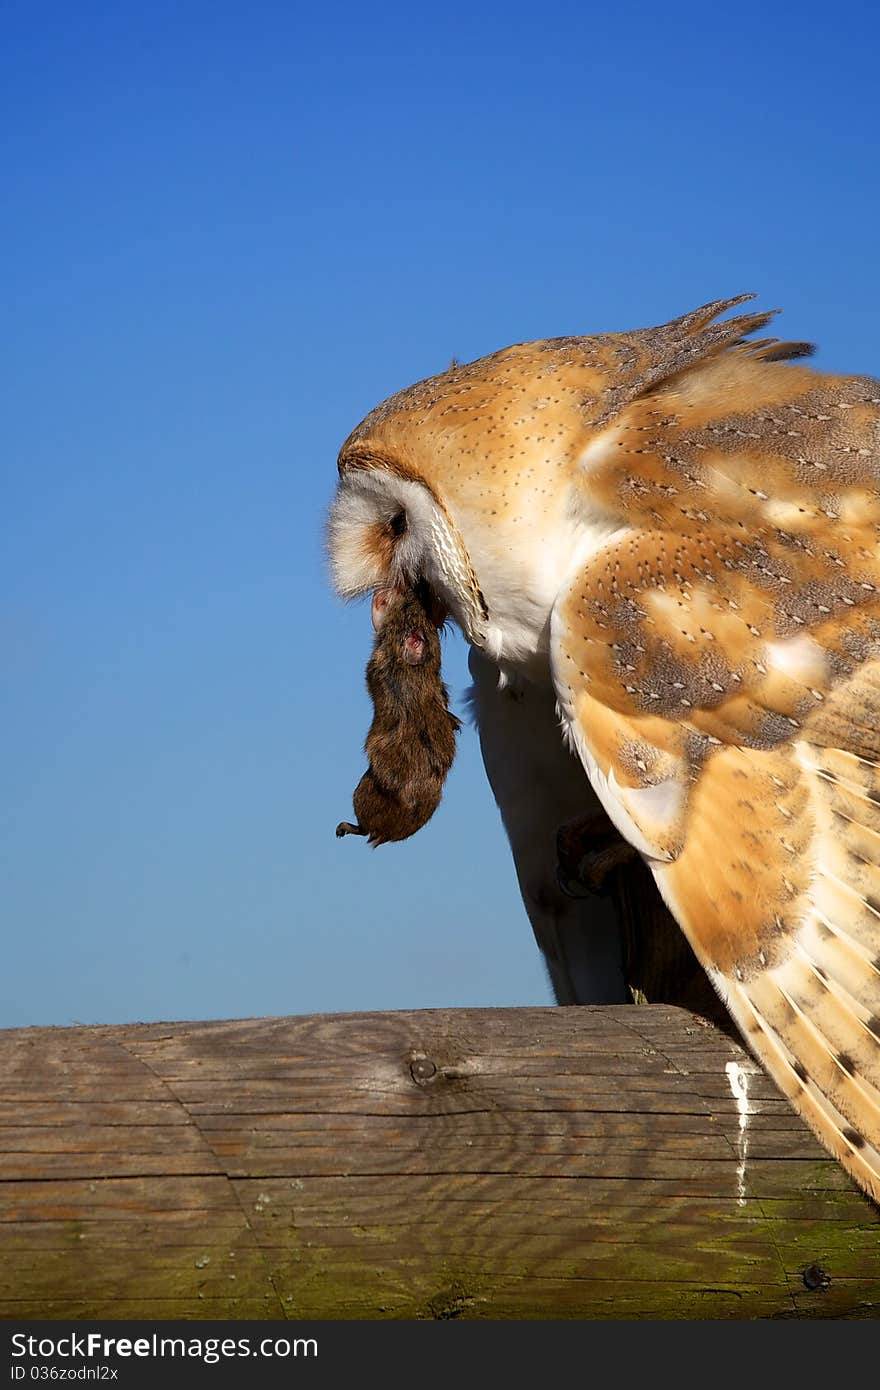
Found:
<box><xmin>3</xmin><ymin>1</ymin><xmax>879</xmax><ymax>1028</ymax></box>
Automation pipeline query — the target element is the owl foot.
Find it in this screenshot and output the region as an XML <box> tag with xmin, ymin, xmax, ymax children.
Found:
<box><xmin>556</xmin><ymin>811</ymin><xmax>637</xmax><ymax>898</ymax></box>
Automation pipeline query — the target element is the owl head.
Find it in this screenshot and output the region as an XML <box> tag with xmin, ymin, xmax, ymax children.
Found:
<box><xmin>326</xmin><ymin>296</ymin><xmax>783</xmax><ymax>669</ymax></box>
<box><xmin>326</xmin><ymin>340</ymin><xmax>621</xmax><ymax>669</ymax></box>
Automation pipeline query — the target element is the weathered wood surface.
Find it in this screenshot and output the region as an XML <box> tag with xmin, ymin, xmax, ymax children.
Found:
<box><xmin>1</xmin><ymin>1005</ymin><xmax>878</xmax><ymax>1320</ymax></box>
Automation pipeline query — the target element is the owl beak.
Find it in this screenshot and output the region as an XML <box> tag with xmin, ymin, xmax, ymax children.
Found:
<box><xmin>420</xmin><ymin>584</ymin><xmax>449</xmax><ymax>630</ymax></box>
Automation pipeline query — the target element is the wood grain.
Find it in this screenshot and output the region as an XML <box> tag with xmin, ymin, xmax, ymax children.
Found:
<box><xmin>1</xmin><ymin>1006</ymin><xmax>877</xmax><ymax>1319</ymax></box>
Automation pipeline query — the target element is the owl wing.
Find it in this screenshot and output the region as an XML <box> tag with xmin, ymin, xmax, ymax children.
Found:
<box><xmin>467</xmin><ymin>647</ymin><xmax>628</xmax><ymax>1005</ymax></box>
<box><xmin>551</xmin><ymin>382</ymin><xmax>880</xmax><ymax>1202</ymax></box>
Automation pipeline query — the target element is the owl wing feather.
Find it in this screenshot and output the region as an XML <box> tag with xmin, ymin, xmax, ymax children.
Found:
<box><xmin>551</xmin><ymin>353</ymin><xmax>880</xmax><ymax>1201</ymax></box>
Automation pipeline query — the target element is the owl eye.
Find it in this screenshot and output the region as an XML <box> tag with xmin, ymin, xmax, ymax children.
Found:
<box><xmin>389</xmin><ymin>510</ymin><xmax>407</xmax><ymax>538</ymax></box>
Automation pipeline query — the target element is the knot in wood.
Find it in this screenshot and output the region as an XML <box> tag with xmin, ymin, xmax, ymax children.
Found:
<box><xmin>409</xmin><ymin>1055</ymin><xmax>437</xmax><ymax>1085</ymax></box>
<box><xmin>802</xmin><ymin>1263</ymin><xmax>830</xmax><ymax>1291</ymax></box>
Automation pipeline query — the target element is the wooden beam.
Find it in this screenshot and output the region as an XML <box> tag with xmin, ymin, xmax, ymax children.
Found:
<box><xmin>1</xmin><ymin>1006</ymin><xmax>878</xmax><ymax>1319</ymax></box>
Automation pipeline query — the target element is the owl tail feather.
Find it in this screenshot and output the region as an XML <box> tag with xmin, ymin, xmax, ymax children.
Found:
<box><xmin>724</xmin><ymin>877</ymin><xmax>880</xmax><ymax>1204</ymax></box>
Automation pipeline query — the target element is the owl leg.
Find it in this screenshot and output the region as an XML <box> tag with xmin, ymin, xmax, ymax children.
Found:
<box><xmin>467</xmin><ymin>647</ymin><xmax>628</xmax><ymax>1005</ymax></box>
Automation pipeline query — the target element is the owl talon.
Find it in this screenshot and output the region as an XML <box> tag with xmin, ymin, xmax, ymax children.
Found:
<box><xmin>556</xmin><ymin>815</ymin><xmax>637</xmax><ymax>897</ymax></box>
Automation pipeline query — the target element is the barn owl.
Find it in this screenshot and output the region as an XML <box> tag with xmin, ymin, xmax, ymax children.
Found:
<box><xmin>327</xmin><ymin>296</ymin><xmax>880</xmax><ymax>1203</ymax></box>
